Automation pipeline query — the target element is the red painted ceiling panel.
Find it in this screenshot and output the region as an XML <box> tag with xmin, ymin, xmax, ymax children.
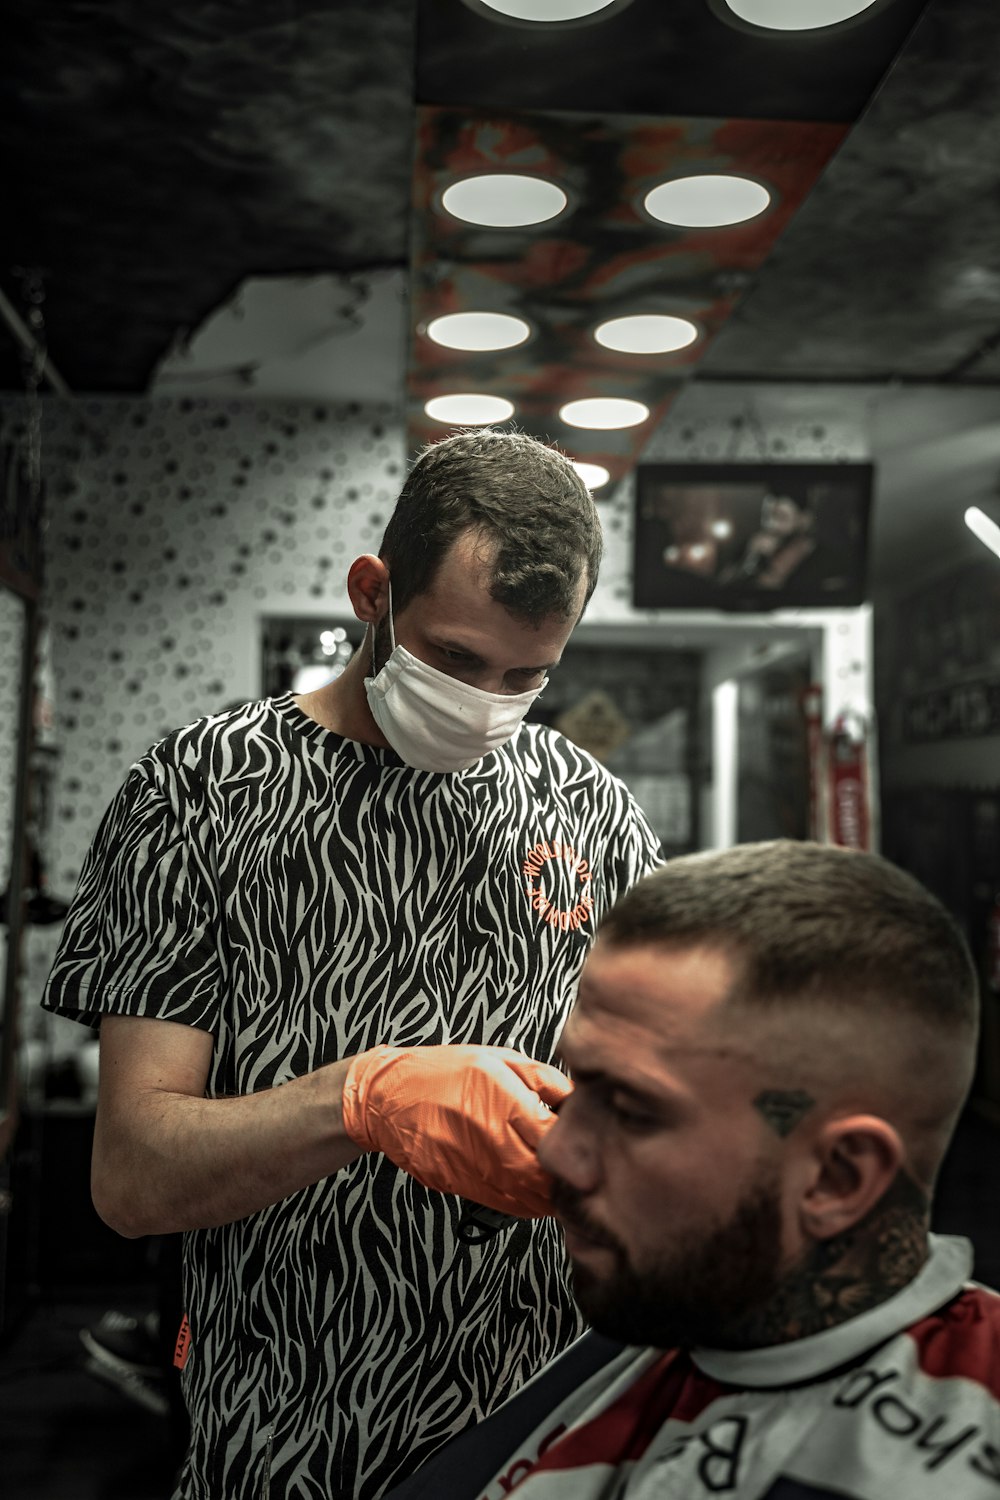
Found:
<box><xmin>408</xmin><ymin>107</ymin><xmax>847</xmax><ymax>485</ymax></box>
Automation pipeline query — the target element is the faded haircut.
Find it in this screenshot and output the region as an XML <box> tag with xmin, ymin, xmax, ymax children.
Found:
<box><xmin>378</xmin><ymin>428</ymin><xmax>603</xmax><ymax>624</ymax></box>
<box><xmin>599</xmin><ymin>840</ymin><xmax>979</xmax><ymax>1039</ymax></box>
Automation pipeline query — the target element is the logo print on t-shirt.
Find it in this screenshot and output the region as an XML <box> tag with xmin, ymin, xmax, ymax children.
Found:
<box><xmin>522</xmin><ymin>840</ymin><xmax>595</xmax><ymax>932</ymax></box>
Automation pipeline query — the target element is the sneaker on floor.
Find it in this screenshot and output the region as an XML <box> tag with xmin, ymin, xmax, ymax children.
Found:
<box><xmin>80</xmin><ymin>1308</ymin><xmax>161</xmax><ymax>1375</ymax></box>
<box><xmin>81</xmin><ymin>1353</ymin><xmax>170</xmax><ymax>1417</ymax></box>
<box><xmin>80</xmin><ymin>1310</ymin><xmax>168</xmax><ymax>1415</ymax></box>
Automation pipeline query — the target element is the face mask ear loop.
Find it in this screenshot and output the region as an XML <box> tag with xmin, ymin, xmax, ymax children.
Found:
<box><xmin>369</xmin><ymin>575</ymin><xmax>396</xmax><ymax>675</ymax></box>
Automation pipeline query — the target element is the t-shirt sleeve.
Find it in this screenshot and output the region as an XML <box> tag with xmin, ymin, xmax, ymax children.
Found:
<box><xmin>42</xmin><ymin>761</ymin><xmax>224</xmax><ymax>1034</ymax></box>
<box><xmin>603</xmin><ymin>786</ymin><xmax>664</xmax><ymax>911</ymax></box>
<box><xmin>625</xmin><ymin>791</ymin><xmax>665</xmax><ymax>879</ymax></box>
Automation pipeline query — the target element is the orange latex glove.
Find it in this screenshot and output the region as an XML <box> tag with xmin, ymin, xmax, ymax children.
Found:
<box><xmin>341</xmin><ymin>1044</ymin><xmax>571</xmax><ymax>1218</ymax></box>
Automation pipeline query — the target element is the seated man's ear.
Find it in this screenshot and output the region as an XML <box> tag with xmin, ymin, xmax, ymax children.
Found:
<box><xmin>799</xmin><ymin>1115</ymin><xmax>905</xmax><ymax>1241</ymax></box>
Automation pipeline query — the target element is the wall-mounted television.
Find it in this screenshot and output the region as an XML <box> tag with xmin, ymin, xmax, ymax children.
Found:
<box><xmin>633</xmin><ymin>462</ymin><xmax>873</xmax><ymax>611</ymax></box>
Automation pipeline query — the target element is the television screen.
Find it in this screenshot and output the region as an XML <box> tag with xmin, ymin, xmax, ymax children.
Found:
<box><xmin>633</xmin><ymin>462</ymin><xmax>873</xmax><ymax>611</ymax></box>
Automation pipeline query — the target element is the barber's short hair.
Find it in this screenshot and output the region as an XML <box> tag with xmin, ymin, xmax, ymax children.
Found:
<box><xmin>379</xmin><ymin>428</ymin><xmax>603</xmax><ymax>623</ymax></box>
<box><xmin>600</xmin><ymin>840</ymin><xmax>979</xmax><ymax>1037</ymax></box>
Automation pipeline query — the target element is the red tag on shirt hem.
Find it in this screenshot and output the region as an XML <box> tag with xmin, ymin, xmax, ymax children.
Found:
<box><xmin>173</xmin><ymin>1314</ymin><xmax>192</xmax><ymax>1370</ymax></box>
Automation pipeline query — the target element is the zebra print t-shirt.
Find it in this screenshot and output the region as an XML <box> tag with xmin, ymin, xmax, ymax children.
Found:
<box><xmin>43</xmin><ymin>694</ymin><xmax>661</xmax><ymax>1500</ymax></box>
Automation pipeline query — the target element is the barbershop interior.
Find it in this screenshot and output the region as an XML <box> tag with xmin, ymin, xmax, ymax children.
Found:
<box><xmin>1</xmin><ymin>1</ymin><xmax>999</xmax><ymax>1496</ymax></box>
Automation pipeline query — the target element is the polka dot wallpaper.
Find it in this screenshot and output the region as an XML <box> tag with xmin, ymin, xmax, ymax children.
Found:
<box><xmin>0</xmin><ymin>387</ymin><xmax>867</xmax><ymax>899</ymax></box>
<box><xmin>0</xmin><ymin>395</ymin><xmax>404</xmax><ymax>895</ymax></box>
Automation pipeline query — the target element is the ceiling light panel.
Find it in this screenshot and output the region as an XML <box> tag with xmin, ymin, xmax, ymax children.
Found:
<box><xmin>472</xmin><ymin>0</ymin><xmax>624</xmax><ymax>19</ymax></box>
<box><xmin>594</xmin><ymin>314</ymin><xmax>699</xmax><ymax>354</ymax></box>
<box><xmin>441</xmin><ymin>174</ymin><xmax>568</xmax><ymax>228</ymax></box>
<box><xmin>408</xmin><ymin>106</ymin><xmax>847</xmax><ymax>467</ymax></box>
<box><xmin>719</xmin><ymin>0</ymin><xmax>882</xmax><ymax>30</ymax></box>
<box><xmin>644</xmin><ymin>174</ymin><xmax>771</xmax><ymax>228</ymax></box>
<box><xmin>560</xmin><ymin>397</ymin><xmax>649</xmax><ymax>429</ymax></box>
<box><xmin>424</xmin><ymin>393</ymin><xmax>515</xmax><ymax>425</ymax></box>
<box><xmin>426</xmin><ymin>311</ymin><xmax>531</xmax><ymax>350</ymax></box>
<box><xmin>572</xmin><ymin>461</ymin><xmax>611</xmax><ymax>490</ymax></box>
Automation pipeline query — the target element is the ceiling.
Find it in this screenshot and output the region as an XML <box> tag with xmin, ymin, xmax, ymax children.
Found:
<box><xmin>3</xmin><ymin>0</ymin><xmax>1000</xmax><ymax>499</ymax></box>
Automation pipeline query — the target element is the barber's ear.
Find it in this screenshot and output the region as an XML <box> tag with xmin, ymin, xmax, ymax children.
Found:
<box><xmin>347</xmin><ymin>555</ymin><xmax>390</xmax><ymax>625</ymax></box>
<box><xmin>799</xmin><ymin>1115</ymin><xmax>904</xmax><ymax>1241</ymax></box>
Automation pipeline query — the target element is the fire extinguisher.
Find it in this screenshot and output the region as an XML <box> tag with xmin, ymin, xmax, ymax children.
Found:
<box><xmin>827</xmin><ymin>709</ymin><xmax>872</xmax><ymax>851</ymax></box>
<box><xmin>802</xmin><ymin>684</ymin><xmax>824</xmax><ymax>842</ymax></box>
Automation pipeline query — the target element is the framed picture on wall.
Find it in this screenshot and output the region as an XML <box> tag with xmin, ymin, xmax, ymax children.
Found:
<box><xmin>633</xmin><ymin>462</ymin><xmax>873</xmax><ymax>611</ymax></box>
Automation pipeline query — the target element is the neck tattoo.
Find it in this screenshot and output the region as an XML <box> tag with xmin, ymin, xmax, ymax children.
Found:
<box><xmin>731</xmin><ymin>1170</ymin><xmax>930</xmax><ymax>1347</ymax></box>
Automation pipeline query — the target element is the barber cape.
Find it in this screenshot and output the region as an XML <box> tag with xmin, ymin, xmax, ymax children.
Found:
<box><xmin>473</xmin><ymin>1236</ymin><xmax>1000</xmax><ymax>1500</ymax></box>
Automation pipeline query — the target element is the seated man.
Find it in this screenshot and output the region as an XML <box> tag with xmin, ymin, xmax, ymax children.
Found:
<box><xmin>388</xmin><ymin>839</ymin><xmax>1000</xmax><ymax>1500</ymax></box>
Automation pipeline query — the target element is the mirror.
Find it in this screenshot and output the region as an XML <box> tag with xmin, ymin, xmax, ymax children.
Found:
<box><xmin>0</xmin><ymin>443</ymin><xmax>41</xmax><ymax>1163</ymax></box>
<box><xmin>0</xmin><ymin>584</ymin><xmax>33</xmax><ymax>1158</ymax></box>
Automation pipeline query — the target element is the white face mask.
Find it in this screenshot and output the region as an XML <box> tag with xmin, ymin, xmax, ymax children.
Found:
<box><xmin>364</xmin><ymin>591</ymin><xmax>546</xmax><ymax>773</ymax></box>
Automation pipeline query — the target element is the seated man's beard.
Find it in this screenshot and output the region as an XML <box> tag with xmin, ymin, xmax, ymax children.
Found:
<box><xmin>550</xmin><ymin>1174</ymin><xmax>785</xmax><ymax>1351</ymax></box>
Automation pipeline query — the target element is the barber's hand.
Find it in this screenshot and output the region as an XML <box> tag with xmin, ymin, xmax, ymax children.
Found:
<box><xmin>341</xmin><ymin>1044</ymin><xmax>570</xmax><ymax>1218</ymax></box>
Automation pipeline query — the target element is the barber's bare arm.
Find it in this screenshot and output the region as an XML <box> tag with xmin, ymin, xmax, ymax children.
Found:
<box><xmin>92</xmin><ymin>1016</ymin><xmax>570</xmax><ymax>1239</ymax></box>
<box><xmin>92</xmin><ymin>1015</ymin><xmax>363</xmax><ymax>1238</ymax></box>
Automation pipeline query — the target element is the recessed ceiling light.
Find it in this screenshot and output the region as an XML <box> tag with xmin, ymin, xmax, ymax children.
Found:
<box><xmin>559</xmin><ymin>397</ymin><xmax>649</xmax><ymax>430</ymax></box>
<box><xmin>424</xmin><ymin>393</ymin><xmax>515</xmax><ymax>425</ymax></box>
<box><xmin>572</xmin><ymin>461</ymin><xmax>611</xmax><ymax>490</ymax></box>
<box><xmin>441</xmin><ymin>174</ymin><xmax>568</xmax><ymax>228</ymax></box>
<box><xmin>425</xmin><ymin>311</ymin><xmax>531</xmax><ymax>351</ymax></box>
<box><xmin>594</xmin><ymin>314</ymin><xmax>699</xmax><ymax>354</ymax></box>
<box><xmin>644</xmin><ymin>174</ymin><xmax>771</xmax><ymax>228</ymax></box>
<box><xmin>716</xmin><ymin>0</ymin><xmax>881</xmax><ymax>30</ymax></box>
<box><xmin>471</xmin><ymin>0</ymin><xmax>624</xmax><ymax>18</ymax></box>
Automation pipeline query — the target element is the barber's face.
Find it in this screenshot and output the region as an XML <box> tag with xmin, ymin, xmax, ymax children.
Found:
<box><xmin>373</xmin><ymin>529</ymin><xmax>585</xmax><ymax>690</ymax></box>
<box><xmin>538</xmin><ymin>941</ymin><xmax>791</xmax><ymax>1349</ymax></box>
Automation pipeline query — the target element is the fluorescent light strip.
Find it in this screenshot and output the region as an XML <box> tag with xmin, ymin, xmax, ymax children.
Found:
<box><xmin>965</xmin><ymin>506</ymin><xmax>1000</xmax><ymax>561</ymax></box>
